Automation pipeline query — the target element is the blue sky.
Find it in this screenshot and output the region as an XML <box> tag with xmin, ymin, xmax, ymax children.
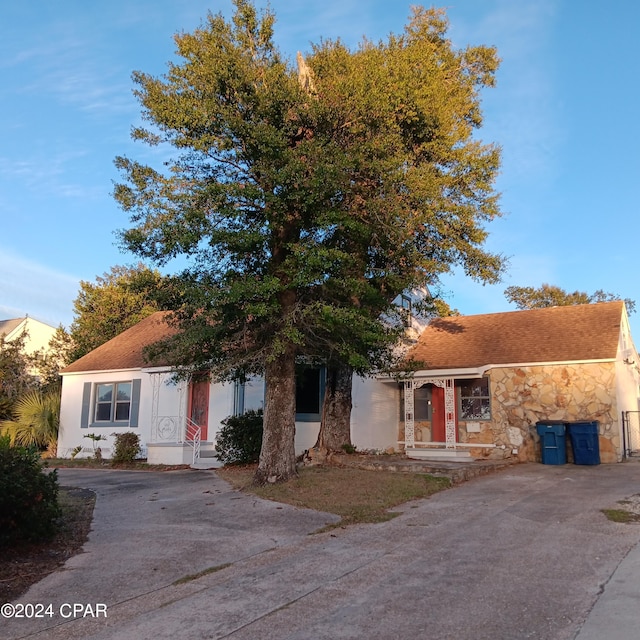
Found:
<box><xmin>2</xmin><ymin>0</ymin><xmax>639</xmax><ymax>338</ymax></box>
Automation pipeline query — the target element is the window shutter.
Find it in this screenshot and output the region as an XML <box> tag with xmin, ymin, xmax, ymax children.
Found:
<box><xmin>80</xmin><ymin>382</ymin><xmax>91</xmax><ymax>428</ymax></box>
<box><xmin>129</xmin><ymin>378</ymin><xmax>141</xmax><ymax>428</ymax></box>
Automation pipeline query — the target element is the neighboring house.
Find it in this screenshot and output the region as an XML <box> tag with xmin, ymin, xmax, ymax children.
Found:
<box><xmin>395</xmin><ymin>301</ymin><xmax>640</xmax><ymax>463</ymax></box>
<box><xmin>57</xmin><ymin>304</ymin><xmax>422</xmax><ymax>464</ymax></box>
<box><xmin>0</xmin><ymin>316</ymin><xmax>57</xmax><ymax>356</ymax></box>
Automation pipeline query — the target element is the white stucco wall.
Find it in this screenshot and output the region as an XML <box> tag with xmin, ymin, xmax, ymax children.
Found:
<box><xmin>614</xmin><ymin>310</ymin><xmax>640</xmax><ymax>451</ymax></box>
<box><xmin>59</xmin><ymin>368</ymin><xmax>400</xmax><ymax>461</ymax></box>
<box><xmin>275</xmin><ymin>376</ymin><xmax>399</xmax><ymax>454</ymax></box>
<box><xmin>351</xmin><ymin>376</ymin><xmax>399</xmax><ymax>451</ymax></box>
<box><xmin>59</xmin><ymin>369</ymin><xmax>238</xmax><ymax>459</ymax></box>
<box><xmin>207</xmin><ymin>382</ymin><xmax>236</xmax><ymax>442</ymax></box>
<box><xmin>58</xmin><ymin>369</ymin><xmax>154</xmax><ymax>459</ymax></box>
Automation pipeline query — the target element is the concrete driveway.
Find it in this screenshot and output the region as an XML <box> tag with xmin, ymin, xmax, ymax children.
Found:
<box><xmin>4</xmin><ymin>462</ymin><xmax>640</xmax><ymax>640</ymax></box>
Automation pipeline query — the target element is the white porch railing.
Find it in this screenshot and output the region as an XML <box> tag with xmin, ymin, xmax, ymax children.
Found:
<box><xmin>184</xmin><ymin>418</ymin><xmax>201</xmax><ymax>465</ymax></box>
<box><xmin>151</xmin><ymin>415</ymin><xmax>202</xmax><ymax>465</ymax></box>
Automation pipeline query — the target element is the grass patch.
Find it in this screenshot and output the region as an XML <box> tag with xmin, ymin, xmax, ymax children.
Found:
<box><xmin>602</xmin><ymin>508</ymin><xmax>640</xmax><ymax>524</ymax></box>
<box><xmin>172</xmin><ymin>563</ymin><xmax>232</xmax><ymax>585</ymax></box>
<box><xmin>218</xmin><ymin>464</ymin><xmax>451</xmax><ymax>528</ymax></box>
<box><xmin>47</xmin><ymin>458</ymin><xmax>190</xmax><ymax>471</ymax></box>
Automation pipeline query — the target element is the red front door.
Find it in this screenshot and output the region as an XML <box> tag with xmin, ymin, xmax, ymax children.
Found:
<box><xmin>431</xmin><ymin>385</ymin><xmax>457</xmax><ymax>443</ymax></box>
<box><xmin>188</xmin><ymin>377</ymin><xmax>209</xmax><ymax>441</ymax></box>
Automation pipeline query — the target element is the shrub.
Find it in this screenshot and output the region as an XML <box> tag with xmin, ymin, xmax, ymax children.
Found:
<box><xmin>0</xmin><ymin>390</ymin><xmax>60</xmax><ymax>455</ymax></box>
<box><xmin>111</xmin><ymin>432</ymin><xmax>141</xmax><ymax>464</ymax></box>
<box><xmin>215</xmin><ymin>410</ymin><xmax>263</xmax><ymax>465</ymax></box>
<box><xmin>83</xmin><ymin>432</ymin><xmax>106</xmax><ymax>461</ymax></box>
<box><xmin>0</xmin><ymin>435</ymin><xmax>61</xmax><ymax>547</ymax></box>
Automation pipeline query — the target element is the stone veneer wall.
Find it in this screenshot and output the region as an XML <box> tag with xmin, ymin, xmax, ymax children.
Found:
<box><xmin>466</xmin><ymin>363</ymin><xmax>620</xmax><ymax>463</ymax></box>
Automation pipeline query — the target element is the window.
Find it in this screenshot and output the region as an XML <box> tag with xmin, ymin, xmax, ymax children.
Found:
<box><xmin>458</xmin><ymin>377</ymin><xmax>491</xmax><ymax>420</ymax></box>
<box><xmin>399</xmin><ymin>384</ymin><xmax>432</xmax><ymax>421</ymax></box>
<box><xmin>295</xmin><ymin>364</ymin><xmax>325</xmax><ymax>421</ymax></box>
<box><xmin>233</xmin><ymin>366</ymin><xmax>325</xmax><ymax>421</ymax></box>
<box><xmin>95</xmin><ymin>382</ymin><xmax>132</xmax><ymax>422</ymax></box>
<box><xmin>234</xmin><ymin>376</ymin><xmax>265</xmax><ymax>415</ymax></box>
<box><xmin>81</xmin><ymin>379</ymin><xmax>140</xmax><ymax>429</ymax></box>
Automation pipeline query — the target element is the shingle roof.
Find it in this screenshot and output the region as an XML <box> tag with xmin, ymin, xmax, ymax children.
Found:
<box><xmin>406</xmin><ymin>301</ymin><xmax>624</xmax><ymax>371</ymax></box>
<box><xmin>62</xmin><ymin>312</ymin><xmax>178</xmax><ymax>374</ymax></box>
<box><xmin>0</xmin><ymin>318</ymin><xmax>26</xmax><ymax>337</ymax></box>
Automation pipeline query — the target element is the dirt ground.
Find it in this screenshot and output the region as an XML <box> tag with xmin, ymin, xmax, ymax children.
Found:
<box><xmin>0</xmin><ymin>487</ymin><xmax>96</xmax><ymax>604</ymax></box>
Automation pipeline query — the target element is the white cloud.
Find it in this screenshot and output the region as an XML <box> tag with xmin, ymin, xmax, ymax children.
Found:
<box><xmin>0</xmin><ymin>249</ymin><xmax>79</xmax><ymax>327</ymax></box>
<box><xmin>0</xmin><ymin>152</ymin><xmax>106</xmax><ymax>202</ymax></box>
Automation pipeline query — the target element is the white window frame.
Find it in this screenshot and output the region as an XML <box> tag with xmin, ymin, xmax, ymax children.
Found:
<box><xmin>94</xmin><ymin>381</ymin><xmax>133</xmax><ymax>424</ymax></box>
<box><xmin>457</xmin><ymin>377</ymin><xmax>491</xmax><ymax>421</ymax></box>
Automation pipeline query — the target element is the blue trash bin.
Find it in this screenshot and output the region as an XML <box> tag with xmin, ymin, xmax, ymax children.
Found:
<box><xmin>536</xmin><ymin>421</ymin><xmax>567</xmax><ymax>465</ymax></box>
<box><xmin>566</xmin><ymin>421</ymin><xmax>600</xmax><ymax>465</ymax></box>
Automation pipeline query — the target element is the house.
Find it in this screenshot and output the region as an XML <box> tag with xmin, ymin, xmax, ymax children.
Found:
<box><xmin>395</xmin><ymin>301</ymin><xmax>640</xmax><ymax>463</ymax></box>
<box><xmin>56</xmin><ymin>310</ymin><xmax>412</xmax><ymax>464</ymax></box>
<box><xmin>58</xmin><ymin>300</ymin><xmax>636</xmax><ymax>466</ymax></box>
<box><xmin>0</xmin><ymin>316</ymin><xmax>57</xmax><ymax>356</ymax></box>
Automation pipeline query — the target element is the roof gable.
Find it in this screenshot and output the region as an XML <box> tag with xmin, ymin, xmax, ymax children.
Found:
<box><xmin>62</xmin><ymin>312</ymin><xmax>178</xmax><ymax>374</ymax></box>
<box><xmin>407</xmin><ymin>301</ymin><xmax>624</xmax><ymax>371</ymax></box>
<box><xmin>0</xmin><ymin>318</ymin><xmax>26</xmax><ymax>338</ymax></box>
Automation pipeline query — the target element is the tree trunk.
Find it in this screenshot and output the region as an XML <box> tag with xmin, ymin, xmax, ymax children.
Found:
<box><xmin>254</xmin><ymin>348</ymin><xmax>298</xmax><ymax>485</ymax></box>
<box><xmin>316</xmin><ymin>362</ymin><xmax>353</xmax><ymax>454</ymax></box>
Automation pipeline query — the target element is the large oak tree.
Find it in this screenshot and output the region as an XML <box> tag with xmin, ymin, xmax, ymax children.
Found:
<box><xmin>114</xmin><ymin>1</ymin><xmax>504</xmax><ymax>483</ymax></box>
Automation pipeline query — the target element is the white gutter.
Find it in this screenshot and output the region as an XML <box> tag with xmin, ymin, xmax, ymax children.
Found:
<box><xmin>379</xmin><ymin>358</ymin><xmax>616</xmax><ymax>380</ymax></box>
<box><xmin>61</xmin><ymin>365</ymin><xmax>175</xmax><ymax>377</ymax></box>
<box><xmin>61</xmin><ymin>368</ymin><xmax>143</xmax><ymax>377</ymax></box>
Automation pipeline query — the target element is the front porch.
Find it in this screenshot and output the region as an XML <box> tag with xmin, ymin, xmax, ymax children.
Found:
<box><xmin>147</xmin><ymin>414</ymin><xmax>221</xmax><ymax>468</ymax></box>
<box><xmin>400</xmin><ymin>372</ymin><xmax>498</xmax><ymax>462</ymax></box>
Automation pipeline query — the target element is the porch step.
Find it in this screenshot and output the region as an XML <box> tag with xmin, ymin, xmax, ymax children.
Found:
<box><xmin>190</xmin><ymin>458</ymin><xmax>224</xmax><ymax>470</ymax></box>
<box><xmin>406</xmin><ymin>448</ymin><xmax>472</xmax><ymax>462</ymax></box>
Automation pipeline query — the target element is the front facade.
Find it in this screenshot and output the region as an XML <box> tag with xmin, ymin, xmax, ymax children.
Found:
<box><xmin>396</xmin><ymin>302</ymin><xmax>640</xmax><ymax>463</ymax></box>
<box><xmin>57</xmin><ymin>313</ymin><xmax>401</xmax><ymax>463</ymax></box>
<box><xmin>58</xmin><ymin>302</ymin><xmax>638</xmax><ymax>465</ymax></box>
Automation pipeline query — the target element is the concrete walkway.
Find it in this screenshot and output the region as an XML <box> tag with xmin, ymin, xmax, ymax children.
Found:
<box><xmin>4</xmin><ymin>462</ymin><xmax>640</xmax><ymax>639</ymax></box>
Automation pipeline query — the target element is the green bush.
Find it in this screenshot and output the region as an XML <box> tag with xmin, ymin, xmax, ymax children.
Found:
<box><xmin>215</xmin><ymin>410</ymin><xmax>263</xmax><ymax>465</ymax></box>
<box><xmin>0</xmin><ymin>435</ymin><xmax>61</xmax><ymax>547</ymax></box>
<box><xmin>111</xmin><ymin>432</ymin><xmax>141</xmax><ymax>464</ymax></box>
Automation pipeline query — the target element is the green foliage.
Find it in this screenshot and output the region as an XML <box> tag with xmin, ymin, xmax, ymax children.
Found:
<box><xmin>83</xmin><ymin>433</ymin><xmax>107</xmax><ymax>461</ymax></box>
<box><xmin>111</xmin><ymin>432</ymin><xmax>141</xmax><ymax>464</ymax></box>
<box><xmin>0</xmin><ymin>390</ymin><xmax>60</xmax><ymax>457</ymax></box>
<box><xmin>215</xmin><ymin>410</ymin><xmax>263</xmax><ymax>465</ymax></box>
<box><xmin>0</xmin><ymin>333</ymin><xmax>39</xmax><ymax>413</ymax></box>
<box><xmin>114</xmin><ymin>0</ymin><xmax>504</xmax><ymax>480</ymax></box>
<box><xmin>0</xmin><ymin>435</ymin><xmax>61</xmax><ymax>547</ymax></box>
<box><xmin>115</xmin><ymin>1</ymin><xmax>503</xmax><ymax>378</ymax></box>
<box><xmin>68</xmin><ymin>264</ymin><xmax>167</xmax><ymax>362</ymax></box>
<box><xmin>0</xmin><ymin>396</ymin><xmax>14</xmax><ymax>422</ymax></box>
<box><xmin>30</xmin><ymin>325</ymin><xmax>75</xmax><ymax>392</ymax></box>
<box><xmin>505</xmin><ymin>284</ymin><xmax>636</xmax><ymax>314</ymax></box>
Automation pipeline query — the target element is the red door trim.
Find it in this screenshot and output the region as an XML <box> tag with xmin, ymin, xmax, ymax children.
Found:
<box><xmin>187</xmin><ymin>377</ymin><xmax>210</xmax><ymax>441</ymax></box>
<box><xmin>431</xmin><ymin>384</ymin><xmax>458</xmax><ymax>443</ymax></box>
